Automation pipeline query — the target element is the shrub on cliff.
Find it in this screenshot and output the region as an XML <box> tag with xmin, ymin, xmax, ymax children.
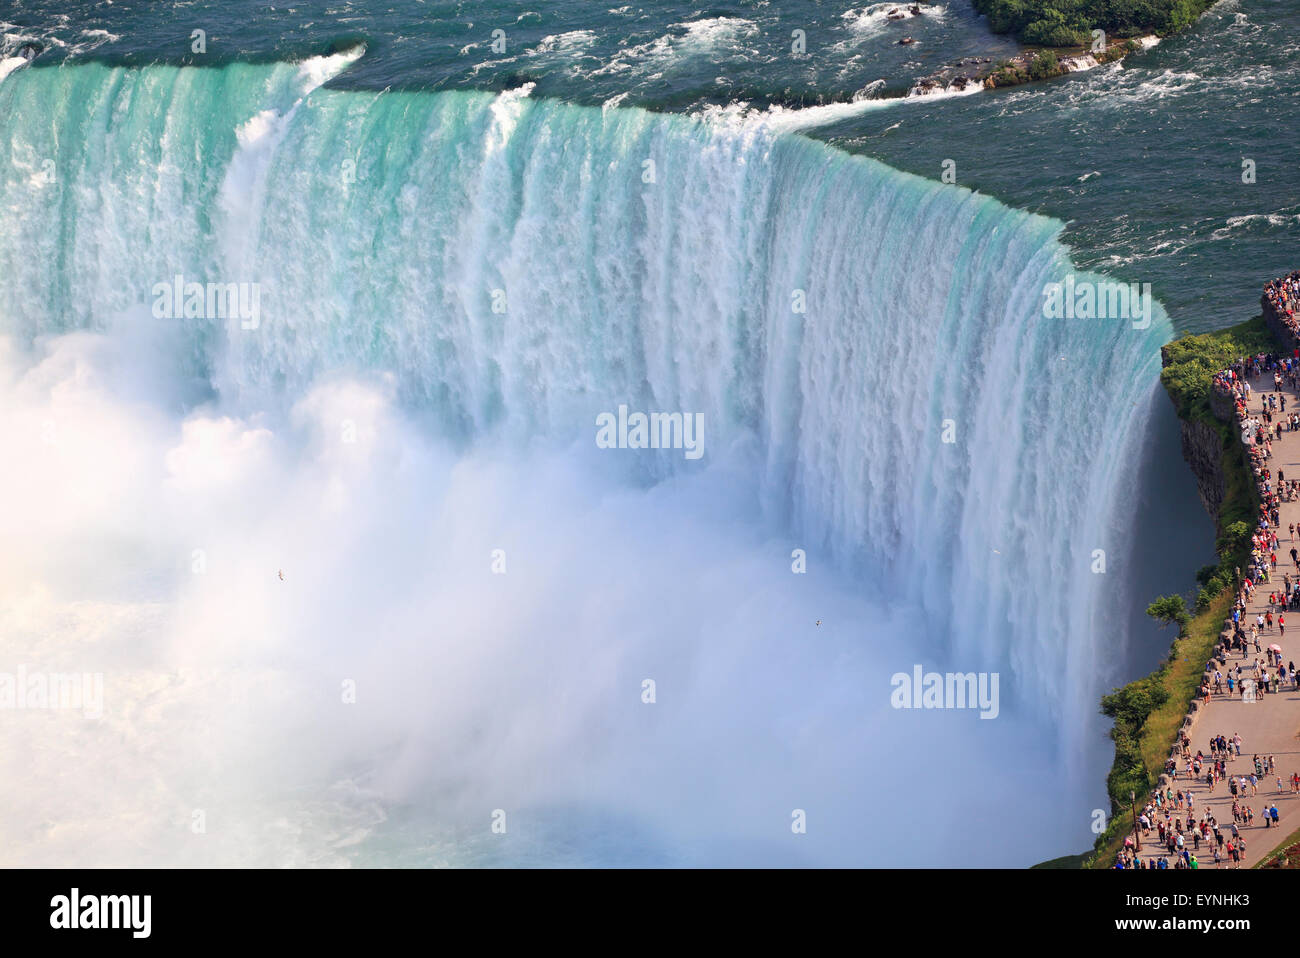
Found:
<box><xmin>1195</xmin><ymin>587</ymin><xmax>1215</xmax><ymax>613</ymax></box>
<box><xmin>1160</xmin><ymin>317</ymin><xmax>1275</xmax><ymax>423</ymax></box>
<box><xmin>1194</xmin><ymin>558</ymin><xmax>1234</xmax><ymax>610</ymax></box>
<box><xmin>1100</xmin><ymin>671</ymin><xmax>1170</xmax><ymax>810</ymax></box>
<box><xmin>1105</xmin><ymin>735</ymin><xmax>1151</xmax><ymax>810</ymax></box>
<box><xmin>1219</xmin><ymin>520</ymin><xmax>1251</xmax><ymax>554</ymax></box>
<box><xmin>1102</xmin><ymin>674</ymin><xmax>1171</xmax><ymax>729</ymax></box>
<box><xmin>1146</xmin><ymin>594</ymin><xmax>1190</xmax><ymax>634</ymax></box>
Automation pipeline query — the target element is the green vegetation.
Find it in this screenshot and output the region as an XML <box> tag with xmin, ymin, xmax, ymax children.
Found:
<box><xmin>1160</xmin><ymin>317</ymin><xmax>1275</xmax><ymax>425</ymax></box>
<box><xmin>1085</xmin><ymin>591</ymin><xmax>1241</xmax><ymax>867</ymax></box>
<box><xmin>1100</xmin><ymin>665</ymin><xmax>1172</xmax><ymax>810</ymax></box>
<box><xmin>1096</xmin><ymin>38</ymin><xmax>1138</xmax><ymax>64</ymax></box>
<box><xmin>988</xmin><ymin>52</ymin><xmax>1063</xmax><ymax>87</ymax></box>
<box><xmin>1022</xmin><ymin>9</ymin><xmax>1088</xmax><ymax>46</ymax></box>
<box><xmin>983</xmin><ymin>38</ymin><xmax>1134</xmax><ymax>89</ymax></box>
<box><xmin>972</xmin><ymin>0</ymin><xmax>1217</xmax><ymax>46</ymax></box>
<box><xmin>1026</xmin><ymin>49</ymin><xmax>1060</xmax><ymax>80</ymax></box>
<box><xmin>1080</xmin><ymin>318</ymin><xmax>1272</xmax><ymax>868</ymax></box>
<box><xmin>1031</xmin><ymin>852</ymin><xmax>1090</xmax><ymax>869</ymax></box>
<box><xmin>1145</xmin><ymin>594</ymin><xmax>1189</xmax><ymax>632</ymax></box>
<box><xmin>1256</xmin><ymin>821</ymin><xmax>1300</xmax><ymax>867</ymax></box>
<box><xmin>989</xmin><ymin>60</ymin><xmax>1029</xmax><ymax>86</ymax></box>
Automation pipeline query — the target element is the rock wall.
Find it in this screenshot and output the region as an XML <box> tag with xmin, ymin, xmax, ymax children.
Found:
<box><xmin>1262</xmin><ymin>294</ymin><xmax>1300</xmax><ymax>355</ymax></box>
<box><xmin>1178</xmin><ymin>416</ymin><xmax>1226</xmax><ymax>520</ymax></box>
<box><xmin>1159</xmin><ymin>344</ymin><xmax>1230</xmax><ymax>523</ymax></box>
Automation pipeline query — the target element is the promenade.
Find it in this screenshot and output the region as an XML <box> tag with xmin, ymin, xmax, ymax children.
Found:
<box><xmin>1125</xmin><ymin>356</ymin><xmax>1300</xmax><ymax>869</ymax></box>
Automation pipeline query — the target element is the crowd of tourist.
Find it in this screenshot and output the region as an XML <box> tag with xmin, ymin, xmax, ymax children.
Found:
<box><xmin>1115</xmin><ymin>285</ymin><xmax>1300</xmax><ymax>867</ymax></box>
<box><xmin>1263</xmin><ymin>271</ymin><xmax>1300</xmax><ymax>337</ymax></box>
<box><xmin>1114</xmin><ymin>731</ymin><xmax>1290</xmax><ymax>869</ymax></box>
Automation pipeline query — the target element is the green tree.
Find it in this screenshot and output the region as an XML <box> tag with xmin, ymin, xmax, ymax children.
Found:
<box><xmin>1027</xmin><ymin>50</ymin><xmax>1061</xmax><ymax>78</ymax></box>
<box><xmin>1146</xmin><ymin>594</ymin><xmax>1189</xmax><ymax>634</ymax></box>
<box><xmin>1220</xmin><ymin>520</ymin><xmax>1251</xmax><ymax>552</ymax></box>
<box><xmin>1023</xmin><ymin>9</ymin><xmax>1089</xmax><ymax>46</ymax></box>
<box><xmin>972</xmin><ymin>0</ymin><xmax>1216</xmax><ymax>45</ymax></box>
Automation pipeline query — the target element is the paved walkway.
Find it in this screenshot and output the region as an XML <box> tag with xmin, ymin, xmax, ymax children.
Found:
<box><xmin>1129</xmin><ymin>370</ymin><xmax>1300</xmax><ymax>869</ymax></box>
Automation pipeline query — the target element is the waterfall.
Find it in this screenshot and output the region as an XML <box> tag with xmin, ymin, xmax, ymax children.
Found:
<box><xmin>0</xmin><ymin>58</ymin><xmax>1172</xmax><ymax>863</ymax></box>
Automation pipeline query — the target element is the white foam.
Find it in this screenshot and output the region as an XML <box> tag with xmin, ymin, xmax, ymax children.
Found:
<box><xmin>218</xmin><ymin>49</ymin><xmax>365</xmax><ymax>292</ymax></box>
<box><xmin>593</xmin><ymin>16</ymin><xmax>758</xmax><ymax>78</ymax></box>
<box><xmin>602</xmin><ymin>91</ymin><xmax>632</xmax><ymax>111</ymax></box>
<box><xmin>1211</xmin><ymin>213</ymin><xmax>1300</xmax><ymax>238</ymax></box>
<box><xmin>486</xmin><ymin>83</ymin><xmax>536</xmax><ymax>154</ymax></box>
<box><xmin>79</xmin><ymin>29</ymin><xmax>121</xmax><ymax>43</ymax></box>
<box><xmin>839</xmin><ymin>3</ymin><xmax>946</xmax><ymax>42</ymax></box>
<box><xmin>1060</xmin><ymin>53</ymin><xmax>1100</xmax><ymax>73</ymax></box>
<box><xmin>905</xmin><ymin>77</ymin><xmax>985</xmax><ymax>100</ymax></box>
<box><xmin>0</xmin><ymin>55</ymin><xmax>26</xmax><ymax>85</ymax></box>
<box><xmin>0</xmin><ymin>328</ymin><xmax>1117</xmax><ymax>866</ymax></box>
<box><xmin>295</xmin><ymin>46</ymin><xmax>365</xmax><ymax>96</ymax></box>
<box><xmin>527</xmin><ymin>29</ymin><xmax>598</xmax><ymax>58</ymax></box>
<box><xmin>692</xmin><ymin>83</ymin><xmax>905</xmax><ymax>133</ymax></box>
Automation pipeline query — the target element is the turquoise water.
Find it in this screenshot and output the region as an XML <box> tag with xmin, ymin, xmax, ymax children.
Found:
<box><xmin>0</xmin><ymin>0</ymin><xmax>1282</xmax><ymax>865</ymax></box>
<box><xmin>6</xmin><ymin>0</ymin><xmax>1295</xmax><ymax>329</ymax></box>
<box><xmin>2</xmin><ymin>0</ymin><xmax>1021</xmax><ymax>101</ymax></box>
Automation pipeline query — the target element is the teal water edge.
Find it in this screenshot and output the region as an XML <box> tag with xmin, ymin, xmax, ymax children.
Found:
<box><xmin>0</xmin><ymin>0</ymin><xmax>1282</xmax><ymax>866</ymax></box>
<box><xmin>6</xmin><ymin>1</ymin><xmax>1294</xmax><ymax>331</ymax></box>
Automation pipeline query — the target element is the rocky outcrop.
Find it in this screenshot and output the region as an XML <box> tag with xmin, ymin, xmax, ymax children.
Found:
<box><xmin>1159</xmin><ymin>343</ymin><xmax>1230</xmax><ymax>522</ymax></box>
<box><xmin>1178</xmin><ymin>417</ymin><xmax>1226</xmax><ymax>520</ymax></box>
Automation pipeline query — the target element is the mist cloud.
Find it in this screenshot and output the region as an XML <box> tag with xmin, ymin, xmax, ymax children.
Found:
<box><xmin>0</xmin><ymin>325</ymin><xmax>1094</xmax><ymax>866</ymax></box>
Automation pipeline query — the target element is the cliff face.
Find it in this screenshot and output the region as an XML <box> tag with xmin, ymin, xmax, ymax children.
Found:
<box><xmin>1159</xmin><ymin>343</ymin><xmax>1230</xmax><ymax>524</ymax></box>
<box><xmin>1179</xmin><ymin>417</ymin><xmax>1226</xmax><ymax>520</ymax></box>
<box><xmin>1174</xmin><ymin>293</ymin><xmax>1300</xmax><ymax>521</ymax></box>
<box><xmin>1263</xmin><ymin>293</ymin><xmax>1293</xmax><ymax>349</ymax></box>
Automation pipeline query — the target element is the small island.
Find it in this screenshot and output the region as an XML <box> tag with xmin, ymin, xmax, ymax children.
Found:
<box><xmin>978</xmin><ymin>0</ymin><xmax>1218</xmax><ymax>87</ymax></box>
<box><xmin>974</xmin><ymin>0</ymin><xmax>1215</xmax><ymax>47</ymax></box>
<box><xmin>905</xmin><ymin>0</ymin><xmax>1217</xmax><ymax>96</ymax></box>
